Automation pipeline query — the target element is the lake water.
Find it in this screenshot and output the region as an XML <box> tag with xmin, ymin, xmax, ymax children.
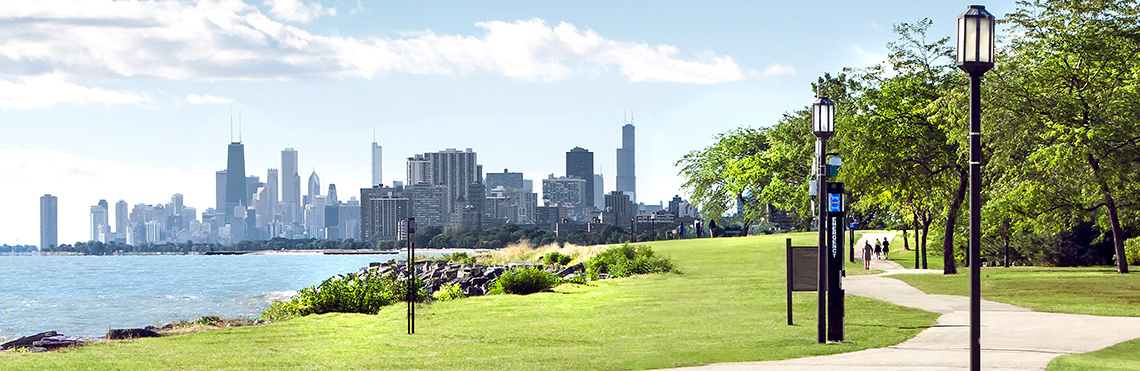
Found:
<box><xmin>0</xmin><ymin>253</ymin><xmax>445</xmax><ymax>341</ymax></box>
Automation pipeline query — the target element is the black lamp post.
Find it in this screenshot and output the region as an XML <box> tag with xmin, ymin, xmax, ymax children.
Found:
<box><xmin>811</xmin><ymin>96</ymin><xmax>835</xmax><ymax>344</ymax></box>
<box><xmin>957</xmin><ymin>5</ymin><xmax>995</xmax><ymax>371</ymax></box>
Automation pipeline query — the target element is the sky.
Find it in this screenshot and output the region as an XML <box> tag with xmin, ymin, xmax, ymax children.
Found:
<box><xmin>0</xmin><ymin>0</ymin><xmax>1019</xmax><ymax>246</ymax></box>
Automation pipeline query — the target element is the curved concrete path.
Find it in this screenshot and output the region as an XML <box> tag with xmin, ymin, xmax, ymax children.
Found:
<box><xmin>663</xmin><ymin>232</ymin><xmax>1140</xmax><ymax>371</ymax></box>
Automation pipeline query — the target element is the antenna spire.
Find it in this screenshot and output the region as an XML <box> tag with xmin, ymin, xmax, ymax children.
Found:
<box><xmin>623</xmin><ymin>110</ymin><xmax>627</xmax><ymax>124</ymax></box>
<box><xmin>631</xmin><ymin>111</ymin><xmax>634</xmax><ymax>124</ymax></box>
<box><xmin>238</xmin><ymin>111</ymin><xmax>242</xmax><ymax>142</ymax></box>
<box><xmin>229</xmin><ymin>108</ymin><xmax>233</xmax><ymax>142</ymax></box>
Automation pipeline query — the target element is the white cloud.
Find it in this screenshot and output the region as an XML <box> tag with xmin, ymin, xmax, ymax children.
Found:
<box><xmin>756</xmin><ymin>63</ymin><xmax>796</xmax><ymax>78</ymax></box>
<box><xmin>185</xmin><ymin>93</ymin><xmax>234</xmax><ymax>104</ymax></box>
<box><xmin>0</xmin><ymin>74</ymin><xmax>149</xmax><ymax>109</ymax></box>
<box><xmin>0</xmin><ymin>1</ymin><xmax>745</xmax><ymax>84</ymax></box>
<box><xmin>264</xmin><ymin>0</ymin><xmax>335</xmax><ymax>23</ymax></box>
<box><xmin>0</xmin><ymin>148</ymin><xmax>203</xmax><ymax>246</ymax></box>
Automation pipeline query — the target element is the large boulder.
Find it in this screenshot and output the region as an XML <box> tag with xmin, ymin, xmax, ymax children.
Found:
<box><xmin>0</xmin><ymin>331</ymin><xmax>57</xmax><ymax>350</ymax></box>
<box><xmin>106</xmin><ymin>328</ymin><xmax>161</xmax><ymax>340</ymax></box>
<box><xmin>556</xmin><ymin>263</ymin><xmax>584</xmax><ymax>277</ymax></box>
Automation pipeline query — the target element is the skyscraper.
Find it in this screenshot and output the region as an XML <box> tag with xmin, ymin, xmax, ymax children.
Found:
<box><xmin>266</xmin><ymin>168</ymin><xmax>279</xmax><ymax>217</ymax></box>
<box><xmin>215</xmin><ymin>170</ymin><xmax>227</xmax><ymax>212</ymax></box>
<box><xmin>486</xmin><ymin>168</ymin><xmax>525</xmax><ymax>193</ymax></box>
<box><xmin>225</xmin><ymin>142</ymin><xmax>248</xmax><ymax>217</ymax></box>
<box><xmin>372</xmin><ymin>141</ymin><xmax>383</xmax><ymax>186</ymax></box>
<box><xmin>423</xmin><ymin>148</ymin><xmax>481</xmax><ymax>219</ymax></box>
<box><xmin>40</xmin><ymin>194</ymin><xmax>57</xmax><ymax>250</ymax></box>
<box><xmin>115</xmin><ymin>200</ymin><xmax>128</xmax><ymax>235</ymax></box>
<box><xmin>616</xmin><ymin>123</ymin><xmax>636</xmax><ymax>202</ymax></box>
<box><xmin>308</xmin><ymin>171</ymin><xmax>321</xmax><ymax>199</ymax></box>
<box><xmin>406</xmin><ymin>154</ymin><xmax>431</xmax><ymax>185</ymax></box>
<box><xmin>90</xmin><ymin>202</ymin><xmax>108</xmax><ymax>242</ymax></box>
<box><xmin>281</xmin><ymin>148</ymin><xmax>300</xmax><ymax>223</ymax></box>
<box><xmin>328</xmin><ymin>184</ymin><xmax>338</xmax><ymax>205</ymax></box>
<box><xmin>565</xmin><ymin>147</ymin><xmax>594</xmax><ymax>208</ymax></box>
<box><xmin>594</xmin><ymin>174</ymin><xmax>604</xmax><ymax>209</ymax></box>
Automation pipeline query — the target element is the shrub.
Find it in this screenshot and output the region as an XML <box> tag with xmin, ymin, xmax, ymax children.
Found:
<box><xmin>432</xmin><ymin>283</ymin><xmax>466</xmax><ymax>301</ymax></box>
<box><xmin>261</xmin><ymin>273</ymin><xmax>425</xmax><ymax>322</ymax></box>
<box><xmin>540</xmin><ymin>251</ymin><xmax>573</xmax><ymax>266</ymax></box>
<box><xmin>585</xmin><ymin>243</ymin><xmax>677</xmax><ymax>279</ymax></box>
<box><xmin>442</xmin><ymin>252</ymin><xmax>476</xmax><ymax>264</ymax></box>
<box><xmin>488</xmin><ymin>267</ymin><xmax>561</xmax><ymax>295</ymax></box>
<box><xmin>1126</xmin><ymin>237</ymin><xmax>1140</xmax><ymax>266</ymax></box>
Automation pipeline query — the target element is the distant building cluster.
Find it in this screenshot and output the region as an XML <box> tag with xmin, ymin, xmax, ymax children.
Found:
<box><xmin>43</xmin><ymin>119</ymin><xmax>700</xmax><ymax>247</ymax></box>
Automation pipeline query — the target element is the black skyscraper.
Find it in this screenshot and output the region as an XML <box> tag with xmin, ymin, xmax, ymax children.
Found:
<box><xmin>616</xmin><ymin>123</ymin><xmax>636</xmax><ymax>202</ymax></box>
<box><xmin>226</xmin><ymin>142</ymin><xmax>248</xmax><ymax>218</ymax></box>
<box><xmin>566</xmin><ymin>147</ymin><xmax>594</xmax><ymax>208</ymax></box>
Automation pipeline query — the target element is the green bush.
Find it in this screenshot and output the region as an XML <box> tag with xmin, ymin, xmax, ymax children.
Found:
<box><xmin>432</xmin><ymin>283</ymin><xmax>466</xmax><ymax>301</ymax></box>
<box><xmin>585</xmin><ymin>243</ymin><xmax>678</xmax><ymax>279</ymax></box>
<box><xmin>1125</xmin><ymin>237</ymin><xmax>1140</xmax><ymax>266</ymax></box>
<box><xmin>261</xmin><ymin>273</ymin><xmax>425</xmax><ymax>322</ymax></box>
<box><xmin>442</xmin><ymin>252</ymin><xmax>477</xmax><ymax>264</ymax></box>
<box><xmin>540</xmin><ymin>251</ymin><xmax>573</xmax><ymax>266</ymax></box>
<box><xmin>488</xmin><ymin>267</ymin><xmax>562</xmax><ymax>295</ymax></box>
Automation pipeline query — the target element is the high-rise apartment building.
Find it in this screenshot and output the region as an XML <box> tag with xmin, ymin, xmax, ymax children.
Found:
<box><xmin>565</xmin><ymin>147</ymin><xmax>594</xmax><ymax>208</ymax></box>
<box><xmin>40</xmin><ymin>194</ymin><xmax>57</xmax><ymax>250</ymax></box>
<box><xmin>424</xmin><ymin>148</ymin><xmax>482</xmax><ymax>219</ymax></box>
<box><xmin>281</xmin><ymin>148</ymin><xmax>300</xmax><ymax>223</ymax></box>
<box><xmin>407</xmin><ymin>182</ymin><xmax>446</xmax><ymax>227</ymax></box>
<box><xmin>616</xmin><ymin>123</ymin><xmax>636</xmax><ymax>202</ymax></box>
<box><xmin>225</xmin><ymin>142</ymin><xmax>248</xmax><ymax>218</ymax></box>
<box><xmin>360</xmin><ymin>186</ymin><xmax>410</xmax><ymax>242</ymax></box>
<box><xmin>486</xmin><ymin>169</ymin><xmax>525</xmax><ymax>194</ymax></box>
<box><xmin>372</xmin><ymin>142</ymin><xmax>383</xmax><ymax>186</ymax></box>
<box><xmin>604</xmin><ymin>191</ymin><xmax>634</xmax><ymax>225</ymax></box>
<box><xmin>406</xmin><ymin>154</ymin><xmax>431</xmax><ymax>185</ymax></box>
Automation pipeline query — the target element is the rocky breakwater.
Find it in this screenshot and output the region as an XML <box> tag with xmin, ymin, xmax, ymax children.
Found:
<box><xmin>1</xmin><ymin>328</ymin><xmax>160</xmax><ymax>353</ymax></box>
<box><xmin>362</xmin><ymin>260</ymin><xmax>587</xmax><ymax>297</ymax></box>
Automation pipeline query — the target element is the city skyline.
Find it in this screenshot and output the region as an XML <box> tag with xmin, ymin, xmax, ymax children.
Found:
<box><xmin>0</xmin><ymin>0</ymin><xmax>1020</xmax><ymax>245</ymax></box>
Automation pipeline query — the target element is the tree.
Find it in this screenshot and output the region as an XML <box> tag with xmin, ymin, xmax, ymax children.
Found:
<box><xmin>676</xmin><ymin>127</ymin><xmax>773</xmax><ymax>235</ymax></box>
<box><xmin>840</xmin><ymin>19</ymin><xmax>965</xmax><ymax>273</ymax></box>
<box><xmin>988</xmin><ymin>0</ymin><xmax>1140</xmax><ymax>273</ymax></box>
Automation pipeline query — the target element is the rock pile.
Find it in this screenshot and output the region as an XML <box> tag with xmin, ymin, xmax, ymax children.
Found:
<box><xmin>360</xmin><ymin>260</ymin><xmax>587</xmax><ymax>297</ymax></box>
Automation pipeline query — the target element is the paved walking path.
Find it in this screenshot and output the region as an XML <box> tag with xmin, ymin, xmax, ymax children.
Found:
<box><xmin>663</xmin><ymin>232</ymin><xmax>1140</xmax><ymax>371</ymax></box>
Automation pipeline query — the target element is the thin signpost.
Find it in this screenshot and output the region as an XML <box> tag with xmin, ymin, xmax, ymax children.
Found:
<box><xmin>407</xmin><ymin>217</ymin><xmax>416</xmax><ymax>335</ymax></box>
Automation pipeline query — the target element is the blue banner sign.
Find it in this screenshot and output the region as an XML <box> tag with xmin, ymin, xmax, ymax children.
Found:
<box><xmin>829</xmin><ymin>194</ymin><xmax>842</xmax><ymax>212</ymax></box>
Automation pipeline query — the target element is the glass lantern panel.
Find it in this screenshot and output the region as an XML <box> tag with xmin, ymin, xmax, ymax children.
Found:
<box><xmin>979</xmin><ymin>16</ymin><xmax>993</xmax><ymax>63</ymax></box>
<box><xmin>957</xmin><ymin>17</ymin><xmax>966</xmax><ymax>64</ymax></box>
<box><xmin>964</xmin><ymin>17</ymin><xmax>978</xmax><ymax>63</ymax></box>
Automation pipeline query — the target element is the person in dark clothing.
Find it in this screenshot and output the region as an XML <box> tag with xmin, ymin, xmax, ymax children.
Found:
<box><xmin>862</xmin><ymin>241</ymin><xmax>873</xmax><ymax>270</ymax></box>
<box><xmin>874</xmin><ymin>240</ymin><xmax>882</xmax><ymax>260</ymax></box>
<box><xmin>882</xmin><ymin>237</ymin><xmax>891</xmax><ymax>258</ymax></box>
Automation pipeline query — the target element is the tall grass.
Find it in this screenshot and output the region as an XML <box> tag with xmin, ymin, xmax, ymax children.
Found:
<box><xmin>479</xmin><ymin>240</ymin><xmax>610</xmax><ymax>266</ymax></box>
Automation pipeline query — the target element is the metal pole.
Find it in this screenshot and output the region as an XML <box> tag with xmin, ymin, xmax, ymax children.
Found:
<box><xmin>969</xmin><ymin>73</ymin><xmax>983</xmax><ymax>371</ymax></box>
<box><xmin>407</xmin><ymin>218</ymin><xmax>416</xmax><ymax>335</ymax></box>
<box><xmin>786</xmin><ymin>238</ymin><xmax>793</xmax><ymax>326</ymax></box>
<box><xmin>816</xmin><ymin>138</ymin><xmax>828</xmax><ymax>344</ymax></box>
<box><xmin>848</xmin><ymin>223</ymin><xmax>854</xmax><ymax>263</ymax></box>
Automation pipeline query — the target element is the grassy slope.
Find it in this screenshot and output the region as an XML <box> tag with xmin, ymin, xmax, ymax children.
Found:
<box><xmin>1048</xmin><ymin>337</ymin><xmax>1140</xmax><ymax>371</ymax></box>
<box><xmin>890</xmin><ymin>267</ymin><xmax>1140</xmax><ymax>317</ymax></box>
<box><xmin>1</xmin><ymin>234</ymin><xmax>937</xmax><ymax>371</ymax></box>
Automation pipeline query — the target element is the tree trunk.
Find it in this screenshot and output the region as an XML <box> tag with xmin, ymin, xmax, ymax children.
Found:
<box><xmin>1088</xmin><ymin>155</ymin><xmax>1129</xmax><ymax>274</ymax></box>
<box><xmin>914</xmin><ymin>213</ymin><xmax>920</xmax><ymax>269</ymax></box>
<box><xmin>921</xmin><ymin>219</ymin><xmax>929</xmax><ymax>270</ymax></box>
<box><xmin>902</xmin><ymin>229</ymin><xmax>910</xmax><ymax>251</ymax></box>
<box><xmin>941</xmin><ymin>170</ymin><xmax>968</xmax><ymax>275</ymax></box>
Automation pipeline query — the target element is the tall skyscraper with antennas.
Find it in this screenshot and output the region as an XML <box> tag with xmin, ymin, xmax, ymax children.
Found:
<box><xmin>225</xmin><ymin>141</ymin><xmax>247</xmax><ymax>219</ymax></box>
<box><xmin>616</xmin><ymin>121</ymin><xmax>636</xmax><ymax>203</ymax></box>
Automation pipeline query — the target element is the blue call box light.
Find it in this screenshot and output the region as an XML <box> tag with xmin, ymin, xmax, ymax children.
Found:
<box><xmin>828</xmin><ymin>194</ymin><xmax>843</xmax><ymax>212</ymax></box>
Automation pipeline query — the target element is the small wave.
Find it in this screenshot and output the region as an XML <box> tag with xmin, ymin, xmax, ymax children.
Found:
<box><xmin>162</xmin><ymin>294</ymin><xmax>205</xmax><ymax>301</ymax></box>
<box><xmin>260</xmin><ymin>290</ymin><xmax>297</xmax><ymax>302</ymax></box>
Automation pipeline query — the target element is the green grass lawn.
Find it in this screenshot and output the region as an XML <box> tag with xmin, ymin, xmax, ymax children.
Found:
<box><xmin>1048</xmin><ymin>337</ymin><xmax>1140</xmax><ymax>371</ymax></box>
<box><xmin>890</xmin><ymin>266</ymin><xmax>1140</xmax><ymax>317</ymax></box>
<box><xmin>1</xmin><ymin>233</ymin><xmax>938</xmax><ymax>370</ymax></box>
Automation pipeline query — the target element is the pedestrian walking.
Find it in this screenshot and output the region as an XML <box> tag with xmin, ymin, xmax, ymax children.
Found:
<box><xmin>874</xmin><ymin>240</ymin><xmax>882</xmax><ymax>260</ymax></box>
<box><xmin>882</xmin><ymin>237</ymin><xmax>891</xmax><ymax>258</ymax></box>
<box><xmin>862</xmin><ymin>241</ymin><xmax>872</xmax><ymax>270</ymax></box>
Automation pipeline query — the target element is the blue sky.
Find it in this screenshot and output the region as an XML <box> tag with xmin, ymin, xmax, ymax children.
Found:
<box><xmin>0</xmin><ymin>0</ymin><xmax>1018</xmax><ymax>245</ymax></box>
